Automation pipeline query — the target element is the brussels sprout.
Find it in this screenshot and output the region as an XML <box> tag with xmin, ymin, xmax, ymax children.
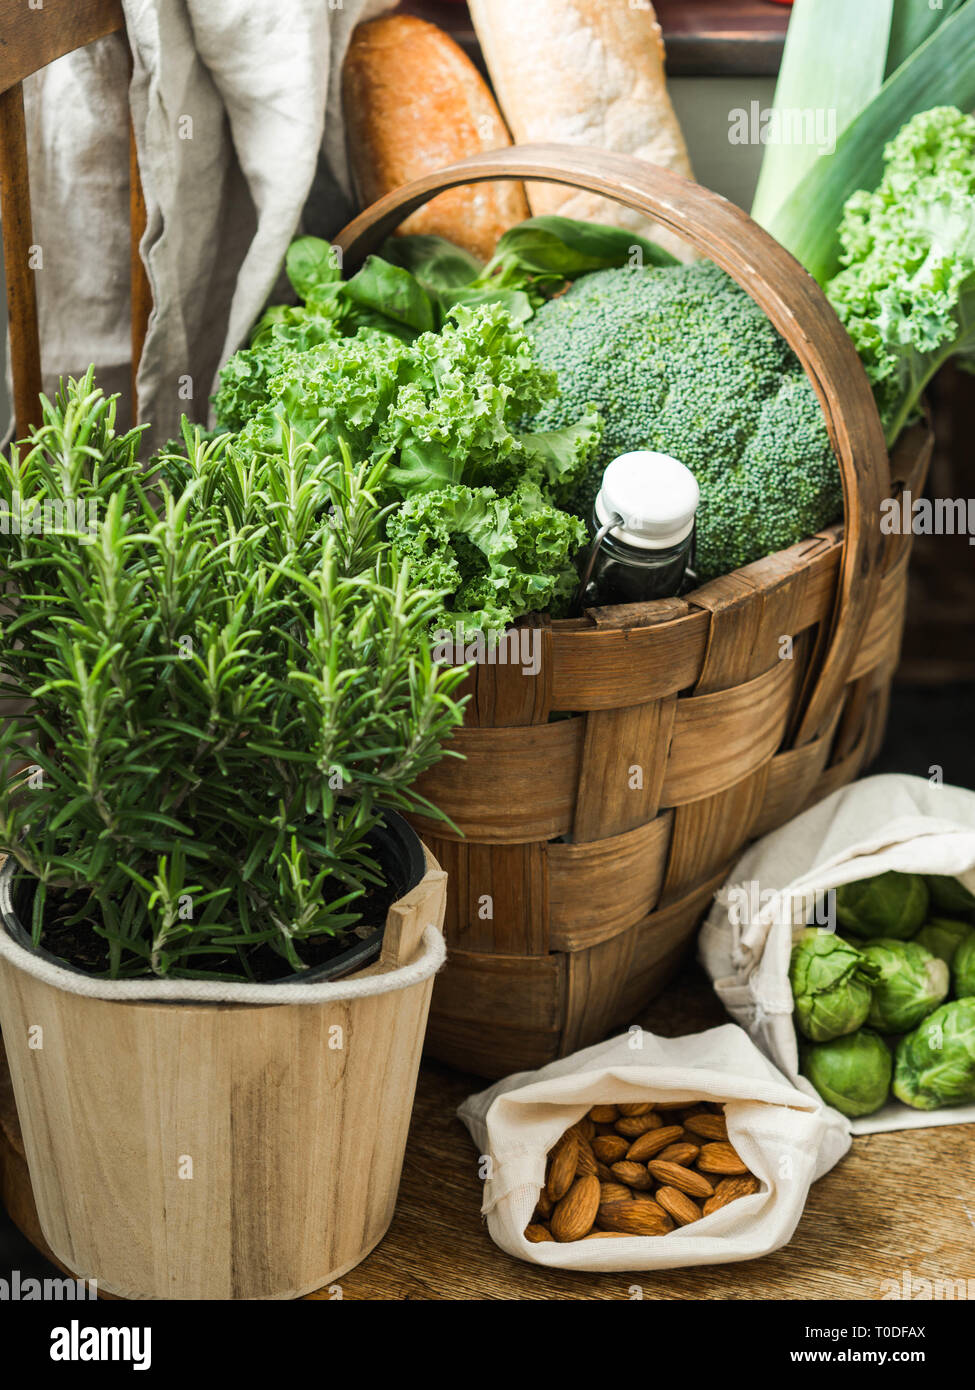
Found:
<box><xmin>893</xmin><ymin>998</ymin><xmax>975</xmax><ymax>1109</ymax></box>
<box><xmin>789</xmin><ymin>929</ymin><xmax>878</xmax><ymax>1042</ymax></box>
<box><xmin>925</xmin><ymin>874</ymin><xmax>975</xmax><ymax>915</ymax></box>
<box><xmin>834</xmin><ymin>871</ymin><xmax>928</xmax><ymax>940</ymax></box>
<box><xmin>952</xmin><ymin>935</ymin><xmax>975</xmax><ymax>999</ymax></box>
<box><xmin>861</xmin><ymin>938</ymin><xmax>949</xmax><ymax>1033</ymax></box>
<box><xmin>803</xmin><ymin>1030</ymin><xmax>893</xmax><ymax>1117</ymax></box>
<box><xmin>915</xmin><ymin>917</ymin><xmax>975</xmax><ymax>966</ymax></box>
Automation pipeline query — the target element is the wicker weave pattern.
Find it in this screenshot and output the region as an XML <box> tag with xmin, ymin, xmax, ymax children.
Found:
<box><xmin>411</xmin><ymin>429</ymin><xmax>930</xmax><ymax>1077</ymax></box>
<box><xmin>335</xmin><ymin>145</ymin><xmax>929</xmax><ymax>1079</ymax></box>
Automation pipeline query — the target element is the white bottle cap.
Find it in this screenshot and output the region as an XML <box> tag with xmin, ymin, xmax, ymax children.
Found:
<box><xmin>594</xmin><ymin>450</ymin><xmax>699</xmax><ymax>551</ymax></box>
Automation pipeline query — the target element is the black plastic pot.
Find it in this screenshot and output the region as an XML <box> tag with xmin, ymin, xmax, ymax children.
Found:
<box><xmin>0</xmin><ymin>808</ymin><xmax>427</xmax><ymax>986</ymax></box>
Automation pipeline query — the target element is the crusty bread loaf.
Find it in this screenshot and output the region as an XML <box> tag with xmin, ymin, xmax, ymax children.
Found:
<box><xmin>342</xmin><ymin>14</ymin><xmax>530</xmax><ymax>262</ymax></box>
<box><xmin>468</xmin><ymin>0</ymin><xmax>694</xmax><ymax>259</ymax></box>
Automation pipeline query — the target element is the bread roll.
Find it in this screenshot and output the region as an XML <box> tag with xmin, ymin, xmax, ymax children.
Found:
<box><xmin>342</xmin><ymin>14</ymin><xmax>530</xmax><ymax>262</ymax></box>
<box><xmin>467</xmin><ymin>0</ymin><xmax>694</xmax><ymax>259</ymax></box>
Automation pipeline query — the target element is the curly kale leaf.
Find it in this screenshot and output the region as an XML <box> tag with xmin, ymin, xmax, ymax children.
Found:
<box><xmin>386</xmin><ymin>482</ymin><xmax>587</xmax><ymax>639</ymax></box>
<box><xmin>825</xmin><ymin>106</ymin><xmax>975</xmax><ymax>447</ymax></box>
<box><xmin>232</xmin><ymin>303</ymin><xmax>603</xmax><ymax>505</ymax></box>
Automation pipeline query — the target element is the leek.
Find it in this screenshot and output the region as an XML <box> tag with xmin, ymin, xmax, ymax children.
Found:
<box><xmin>752</xmin><ymin>0</ymin><xmax>975</xmax><ymax>283</ymax></box>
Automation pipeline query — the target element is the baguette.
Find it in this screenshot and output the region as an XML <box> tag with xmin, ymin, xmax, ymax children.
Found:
<box><xmin>342</xmin><ymin>14</ymin><xmax>530</xmax><ymax>262</ymax></box>
<box><xmin>468</xmin><ymin>0</ymin><xmax>694</xmax><ymax>259</ymax></box>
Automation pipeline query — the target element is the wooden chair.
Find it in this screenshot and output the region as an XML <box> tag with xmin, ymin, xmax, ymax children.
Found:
<box><xmin>0</xmin><ymin>0</ymin><xmax>151</xmax><ymax>438</ymax></box>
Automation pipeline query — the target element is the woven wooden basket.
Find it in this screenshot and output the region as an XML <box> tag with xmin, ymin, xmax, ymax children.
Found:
<box><xmin>336</xmin><ymin>145</ymin><xmax>933</xmax><ymax>1079</ymax></box>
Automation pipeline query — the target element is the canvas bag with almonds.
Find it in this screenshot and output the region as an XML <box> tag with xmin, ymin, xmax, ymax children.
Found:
<box><xmin>457</xmin><ymin>1025</ymin><xmax>848</xmax><ymax>1271</ymax></box>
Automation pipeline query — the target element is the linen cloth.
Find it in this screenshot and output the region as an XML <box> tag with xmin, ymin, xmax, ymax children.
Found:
<box><xmin>458</xmin><ymin>1025</ymin><xmax>849</xmax><ymax>1271</ymax></box>
<box><xmin>17</xmin><ymin>0</ymin><xmax>391</xmax><ymax>451</ymax></box>
<box><xmin>699</xmin><ymin>773</ymin><xmax>975</xmax><ymax>1135</ymax></box>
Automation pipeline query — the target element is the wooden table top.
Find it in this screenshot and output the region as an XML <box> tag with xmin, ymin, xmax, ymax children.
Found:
<box><xmin>3</xmin><ymin>961</ymin><xmax>972</xmax><ymax>1301</ymax></box>
<box><xmin>316</xmin><ymin>964</ymin><xmax>975</xmax><ymax>1301</ymax></box>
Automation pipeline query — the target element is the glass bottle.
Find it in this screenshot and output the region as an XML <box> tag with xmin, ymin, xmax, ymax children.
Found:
<box><xmin>577</xmin><ymin>450</ymin><xmax>699</xmax><ymax>608</ymax></box>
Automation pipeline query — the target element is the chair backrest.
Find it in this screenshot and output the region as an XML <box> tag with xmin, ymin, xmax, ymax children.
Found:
<box><xmin>0</xmin><ymin>0</ymin><xmax>151</xmax><ymax>438</ymax></box>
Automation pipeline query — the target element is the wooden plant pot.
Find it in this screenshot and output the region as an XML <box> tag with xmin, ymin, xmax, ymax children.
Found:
<box><xmin>0</xmin><ymin>849</ymin><xmax>447</xmax><ymax>1300</ymax></box>
<box><xmin>335</xmin><ymin>146</ymin><xmax>933</xmax><ymax>1078</ymax></box>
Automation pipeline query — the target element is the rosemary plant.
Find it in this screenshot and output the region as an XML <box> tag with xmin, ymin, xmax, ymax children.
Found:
<box><xmin>0</xmin><ymin>372</ymin><xmax>467</xmax><ymax>980</ymax></box>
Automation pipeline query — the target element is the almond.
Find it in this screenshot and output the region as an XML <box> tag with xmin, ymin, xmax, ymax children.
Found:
<box><xmin>614</xmin><ymin>1112</ymin><xmax>663</xmax><ymax>1138</ymax></box>
<box><xmin>596</xmin><ymin>1197</ymin><xmax>675</xmax><ymax>1236</ymax></box>
<box><xmin>594</xmin><ymin>1123</ymin><xmax>620</xmax><ymax>1138</ymax></box>
<box><xmin>656</xmin><ymin>1142</ymin><xmax>700</xmax><ymax>1166</ymax></box>
<box><xmin>648</xmin><ymin>1160</ymin><xmax>714</xmax><ymax>1199</ymax></box>
<box><xmin>599</xmin><ymin>1181</ymin><xmax>633</xmax><ymax>1204</ymax></box>
<box><xmin>625</xmin><ymin>1124</ymin><xmax>685</xmax><ymax>1163</ymax></box>
<box><xmin>703</xmin><ymin>1175</ymin><xmax>761</xmax><ymax>1215</ymax></box>
<box><xmin>656</xmin><ymin>1185</ymin><xmax>703</xmax><ymax>1226</ymax></box>
<box><xmin>588</xmin><ymin>1104</ymin><xmax>619</xmax><ymax>1124</ymax></box>
<box><xmin>617</xmin><ymin>1102</ymin><xmax>654</xmax><ymax>1117</ymax></box>
<box><xmin>697</xmin><ymin>1141</ymin><xmax>749</xmax><ymax>1175</ymax></box>
<box><xmin>546</xmin><ymin>1129</ymin><xmax>579</xmax><ymax>1202</ymax></box>
<box><xmin>595</xmin><ymin>1161</ymin><xmax>615</xmax><ymax>1183</ymax></box>
<box><xmin>569</xmin><ymin>1116</ymin><xmax>596</xmax><ymax>1143</ymax></box>
<box><xmin>575</xmin><ymin>1139</ymin><xmax>598</xmax><ymax>1177</ymax></box>
<box><xmin>535</xmin><ymin>1188</ymin><xmax>554</xmax><ymax>1219</ymax></box>
<box><xmin>524</xmin><ymin>1223</ymin><xmax>553</xmax><ymax>1243</ymax></box>
<box><xmin>610</xmin><ymin>1160</ymin><xmax>654</xmax><ymax>1191</ymax></box>
<box><xmin>652</xmin><ymin>1100</ymin><xmax>693</xmax><ymax>1110</ymax></box>
<box><xmin>684</xmin><ymin>1113</ymin><xmax>728</xmax><ymax>1141</ymax></box>
<box><xmin>584</xmin><ymin>1230</ymin><xmax>626</xmax><ymax>1239</ymax></box>
<box><xmin>550</xmin><ymin>1174</ymin><xmax>601</xmax><ymax>1242</ymax></box>
<box><xmin>592</xmin><ymin>1135</ymin><xmax>630</xmax><ymax>1164</ymax></box>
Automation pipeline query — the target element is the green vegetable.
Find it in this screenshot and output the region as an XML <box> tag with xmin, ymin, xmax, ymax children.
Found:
<box><xmin>376</xmin><ymin>234</ymin><xmax>484</xmax><ymax>292</ymax></box>
<box><xmin>893</xmin><ymin>998</ymin><xmax>975</xmax><ymax>1109</ymax></box>
<box><xmin>915</xmin><ymin>918</ymin><xmax>975</xmax><ymax>966</ymax></box>
<box><xmin>217</xmin><ymin>303</ymin><xmax>601</xmax><ymax>637</ymax></box>
<box><xmin>230</xmin><ymin>302</ymin><xmax>601</xmax><ymax>499</ymax></box>
<box><xmin>751</xmin><ymin>0</ymin><xmax>896</xmax><ymax>230</ymax></box>
<box><xmin>952</xmin><ymin>935</ymin><xmax>975</xmax><ymax>998</ymax></box>
<box><xmin>860</xmin><ymin>938</ymin><xmax>949</xmax><ymax>1033</ymax></box>
<box><xmin>834</xmin><ymin>871</ymin><xmax>929</xmax><ymax>939</ymax></box>
<box><xmin>754</xmin><ymin>0</ymin><xmax>975</xmax><ymax>285</ymax></box>
<box><xmin>926</xmin><ymin>874</ymin><xmax>975</xmax><ymax>915</ymax></box>
<box><xmin>386</xmin><ymin>482</ymin><xmax>587</xmax><ymax>638</ymax></box>
<box><xmin>476</xmin><ymin>214</ymin><xmax>677</xmax><ymax>299</ymax></box>
<box><xmin>824</xmin><ymin>106</ymin><xmax>975</xmax><ymax>446</ymax></box>
<box><xmin>789</xmin><ymin>929</ymin><xmax>878</xmax><ymax>1042</ymax></box>
<box><xmin>803</xmin><ymin>1030</ymin><xmax>893</xmax><ymax>1118</ymax></box>
<box><xmin>524</xmin><ymin>260</ymin><xmax>842</xmax><ymax>581</ymax></box>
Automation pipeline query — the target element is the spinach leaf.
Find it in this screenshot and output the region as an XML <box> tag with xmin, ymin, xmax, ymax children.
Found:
<box><xmin>479</xmin><ymin>215</ymin><xmax>678</xmax><ymax>289</ymax></box>
<box><xmin>381</xmin><ymin>235</ymin><xmax>484</xmax><ymax>291</ymax></box>
<box><xmin>285</xmin><ymin>236</ymin><xmax>342</xmax><ymax>300</ymax></box>
<box><xmin>438</xmin><ymin>285</ymin><xmax>534</xmax><ymax>325</ymax></box>
<box><xmin>343</xmin><ymin>256</ymin><xmax>436</xmax><ymax>336</ymax></box>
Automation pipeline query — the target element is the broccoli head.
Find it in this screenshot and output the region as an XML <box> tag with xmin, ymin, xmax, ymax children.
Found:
<box><xmin>524</xmin><ymin>260</ymin><xmax>842</xmax><ymax>580</ymax></box>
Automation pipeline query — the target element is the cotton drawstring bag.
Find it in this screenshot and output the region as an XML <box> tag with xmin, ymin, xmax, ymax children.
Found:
<box><xmin>699</xmin><ymin>773</ymin><xmax>975</xmax><ymax>1136</ymax></box>
<box><xmin>458</xmin><ymin>1024</ymin><xmax>849</xmax><ymax>1271</ymax></box>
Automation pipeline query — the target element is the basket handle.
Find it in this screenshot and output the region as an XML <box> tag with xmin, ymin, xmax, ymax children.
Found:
<box><xmin>334</xmin><ymin>145</ymin><xmax>890</xmax><ymax>748</ymax></box>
